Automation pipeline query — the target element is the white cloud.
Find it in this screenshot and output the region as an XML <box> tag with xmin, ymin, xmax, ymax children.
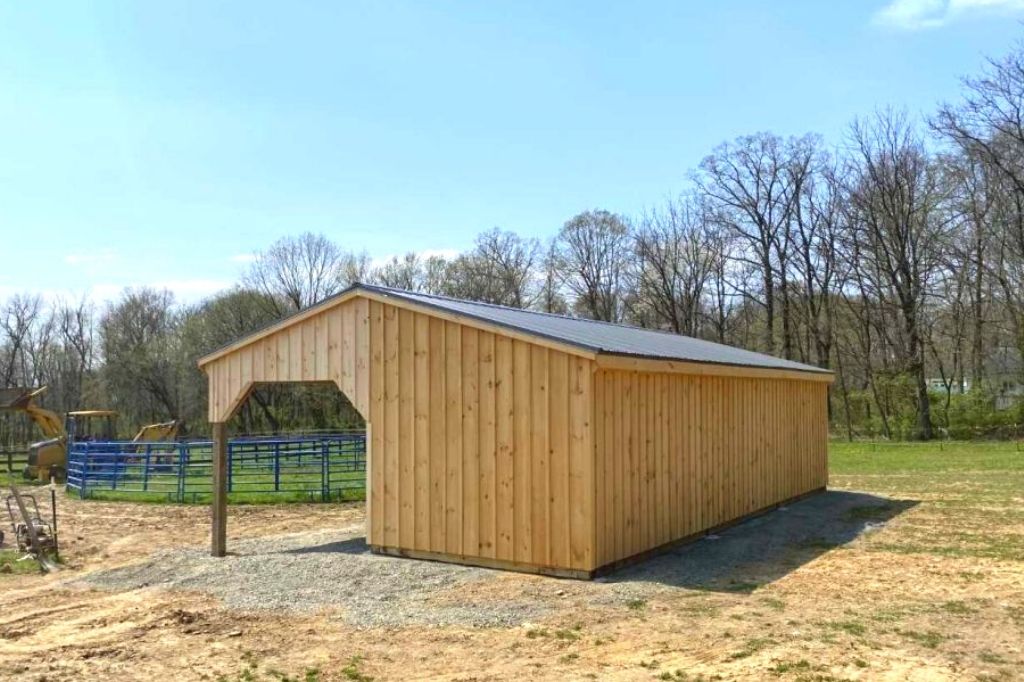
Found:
<box><xmin>228</xmin><ymin>253</ymin><xmax>257</xmax><ymax>264</ymax></box>
<box><xmin>873</xmin><ymin>0</ymin><xmax>1024</xmax><ymax>29</ymax></box>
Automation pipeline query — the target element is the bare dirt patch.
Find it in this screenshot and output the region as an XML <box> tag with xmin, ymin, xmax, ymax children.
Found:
<box><xmin>1</xmin><ymin>473</ymin><xmax>1022</xmax><ymax>680</ymax></box>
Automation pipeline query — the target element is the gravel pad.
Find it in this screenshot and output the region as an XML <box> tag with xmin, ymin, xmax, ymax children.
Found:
<box><xmin>76</xmin><ymin>491</ymin><xmax>893</xmax><ymax>627</ymax></box>
<box><xmin>77</xmin><ymin>526</ymin><xmax>552</xmax><ymax>627</ymax></box>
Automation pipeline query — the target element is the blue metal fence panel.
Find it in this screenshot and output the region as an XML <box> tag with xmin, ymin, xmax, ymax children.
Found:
<box><xmin>66</xmin><ymin>432</ymin><xmax>366</xmax><ymax>503</ymax></box>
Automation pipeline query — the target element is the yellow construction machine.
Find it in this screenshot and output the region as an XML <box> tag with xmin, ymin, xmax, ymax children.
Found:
<box><xmin>0</xmin><ymin>386</ymin><xmax>181</xmax><ymax>482</ymax></box>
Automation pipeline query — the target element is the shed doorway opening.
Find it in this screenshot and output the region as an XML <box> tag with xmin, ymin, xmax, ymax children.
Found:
<box><xmin>65</xmin><ymin>382</ymin><xmax>366</xmax><ymax>504</ymax></box>
<box><xmin>222</xmin><ymin>381</ymin><xmax>367</xmax><ymax>503</ymax></box>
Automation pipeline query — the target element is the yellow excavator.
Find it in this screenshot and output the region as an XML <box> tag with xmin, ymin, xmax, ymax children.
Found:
<box><xmin>0</xmin><ymin>386</ymin><xmax>181</xmax><ymax>482</ymax></box>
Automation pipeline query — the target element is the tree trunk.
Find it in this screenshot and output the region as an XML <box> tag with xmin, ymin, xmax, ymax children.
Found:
<box><xmin>763</xmin><ymin>260</ymin><xmax>775</xmax><ymax>353</ymax></box>
<box><xmin>907</xmin><ymin>318</ymin><xmax>934</xmax><ymax>440</ymax></box>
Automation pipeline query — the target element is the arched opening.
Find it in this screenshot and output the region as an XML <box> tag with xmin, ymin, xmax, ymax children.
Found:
<box><xmin>198</xmin><ymin>294</ymin><xmax>374</xmax><ymax>557</ymax></box>
<box><xmin>227</xmin><ymin>380</ymin><xmax>365</xmax><ymax>436</ymax></box>
<box><xmin>62</xmin><ymin>381</ymin><xmax>368</xmax><ymax>507</ymax></box>
<box><xmin>219</xmin><ymin>381</ymin><xmax>367</xmax><ymax>503</ymax></box>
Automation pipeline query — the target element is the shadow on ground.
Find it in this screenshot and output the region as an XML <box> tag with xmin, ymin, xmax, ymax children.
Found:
<box><xmin>601</xmin><ymin>490</ymin><xmax>917</xmax><ymax>592</ymax></box>
<box><xmin>272</xmin><ymin>490</ymin><xmax>916</xmax><ymax>595</ymax></box>
<box><xmin>282</xmin><ymin>536</ymin><xmax>369</xmax><ymax>555</ymax></box>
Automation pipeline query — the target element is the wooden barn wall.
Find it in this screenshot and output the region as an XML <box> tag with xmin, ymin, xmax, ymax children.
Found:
<box><xmin>366</xmin><ymin>300</ymin><xmax>597</xmax><ymax>572</ymax></box>
<box><xmin>206</xmin><ymin>297</ymin><xmax>372</xmax><ymax>423</ymax></box>
<box><xmin>205</xmin><ymin>293</ymin><xmax>829</xmax><ymax>575</ymax></box>
<box><xmin>592</xmin><ymin>370</ymin><xmax>828</xmax><ymax>568</ymax></box>
<box><xmin>206</xmin><ymin>295</ymin><xmax>598</xmax><ymax>572</ymax></box>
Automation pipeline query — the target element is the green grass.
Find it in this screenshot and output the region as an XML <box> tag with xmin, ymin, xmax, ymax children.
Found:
<box><xmin>2</xmin><ymin>472</ymin><xmax>47</xmax><ymax>488</ymax></box>
<box><xmin>727</xmin><ymin>637</ymin><xmax>775</xmax><ymax>660</ymax></box>
<box><xmin>829</xmin><ymin>440</ymin><xmax>1024</xmax><ymax>562</ymax></box>
<box><xmin>823</xmin><ymin>620</ymin><xmax>867</xmax><ymax>637</ymax></box>
<box><xmin>897</xmin><ymin>629</ymin><xmax>945</xmax><ymax>649</ymax></box>
<box><xmin>340</xmin><ymin>656</ymin><xmax>372</xmax><ymax>682</ymax></box>
<box><xmin>553</xmin><ymin>627</ymin><xmax>582</xmax><ymax>642</ymax></box>
<box><xmin>75</xmin><ymin>467</ymin><xmax>365</xmax><ymax>505</ymax></box>
<box><xmin>80</xmin><ymin>487</ymin><xmax>365</xmax><ymax>505</ymax></box>
<box><xmin>625</xmin><ymin>597</ymin><xmax>647</xmax><ymax>611</ymax></box>
<box><xmin>769</xmin><ymin>659</ymin><xmax>814</xmax><ymax>674</ymax></box>
<box><xmin>978</xmin><ymin>651</ymin><xmax>1007</xmax><ymax>664</ymax></box>
<box><xmin>939</xmin><ymin>600</ymin><xmax>978</xmax><ymax>615</ymax></box>
<box><xmin>829</xmin><ymin>440</ymin><xmax>1024</xmax><ymax>475</ymax></box>
<box><xmin>0</xmin><ymin>549</ymin><xmax>42</xmax><ymax>575</ymax></box>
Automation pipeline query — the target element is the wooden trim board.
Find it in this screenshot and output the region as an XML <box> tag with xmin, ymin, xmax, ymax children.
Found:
<box><xmin>370</xmin><ymin>545</ymin><xmax>593</xmax><ymax>580</ymax></box>
<box><xmin>594</xmin><ymin>355</ymin><xmax>835</xmax><ymax>383</ymax></box>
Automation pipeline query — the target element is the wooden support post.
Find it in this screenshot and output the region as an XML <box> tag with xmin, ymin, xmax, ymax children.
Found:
<box><xmin>211</xmin><ymin>422</ymin><xmax>227</xmax><ymax>557</ymax></box>
<box><xmin>364</xmin><ymin>423</ymin><xmax>372</xmax><ymax>540</ymax></box>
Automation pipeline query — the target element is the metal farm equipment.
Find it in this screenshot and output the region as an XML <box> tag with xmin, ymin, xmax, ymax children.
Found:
<box><xmin>2</xmin><ymin>485</ymin><xmax>60</xmax><ymax>572</ymax></box>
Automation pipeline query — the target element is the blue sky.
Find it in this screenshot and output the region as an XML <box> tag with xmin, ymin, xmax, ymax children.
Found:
<box><xmin>1</xmin><ymin>0</ymin><xmax>1021</xmax><ymax>304</ymax></box>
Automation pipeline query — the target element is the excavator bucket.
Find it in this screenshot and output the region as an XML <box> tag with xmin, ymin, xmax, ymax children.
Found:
<box><xmin>0</xmin><ymin>387</ymin><xmax>46</xmax><ymax>411</ymax></box>
<box><xmin>132</xmin><ymin>419</ymin><xmax>182</xmax><ymax>443</ymax></box>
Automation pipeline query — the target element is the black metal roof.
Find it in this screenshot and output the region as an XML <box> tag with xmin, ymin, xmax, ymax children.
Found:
<box><xmin>358</xmin><ymin>283</ymin><xmax>830</xmax><ymax>375</ymax></box>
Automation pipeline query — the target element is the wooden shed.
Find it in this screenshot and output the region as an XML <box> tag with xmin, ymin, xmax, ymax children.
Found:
<box><xmin>198</xmin><ymin>283</ymin><xmax>833</xmax><ymax>578</ymax></box>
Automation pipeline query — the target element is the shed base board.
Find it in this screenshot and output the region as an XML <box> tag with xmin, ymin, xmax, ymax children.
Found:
<box><xmin>369</xmin><ymin>546</ymin><xmax>593</xmax><ymax>580</ymax></box>
<box><xmin>371</xmin><ymin>486</ymin><xmax>828</xmax><ymax>580</ymax></box>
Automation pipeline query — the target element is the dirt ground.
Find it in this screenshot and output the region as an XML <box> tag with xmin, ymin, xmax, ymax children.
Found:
<box><xmin>1</xmin><ymin>471</ymin><xmax>1022</xmax><ymax>681</ymax></box>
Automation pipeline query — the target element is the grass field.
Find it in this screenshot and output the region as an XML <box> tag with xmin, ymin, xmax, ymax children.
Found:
<box><xmin>0</xmin><ymin>440</ymin><xmax>1022</xmax><ymax>680</ymax></box>
<box><xmin>830</xmin><ymin>440</ymin><xmax>1024</xmax><ymax>562</ymax></box>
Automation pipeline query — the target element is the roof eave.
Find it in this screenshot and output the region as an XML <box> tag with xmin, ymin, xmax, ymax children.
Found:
<box><xmin>197</xmin><ymin>283</ymin><xmax>602</xmax><ymax>369</ymax></box>
<box><xmin>594</xmin><ymin>352</ymin><xmax>835</xmax><ymax>382</ymax></box>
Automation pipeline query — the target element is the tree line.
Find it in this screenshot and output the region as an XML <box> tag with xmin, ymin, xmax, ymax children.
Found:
<box><xmin>4</xmin><ymin>43</ymin><xmax>1024</xmax><ymax>442</ymax></box>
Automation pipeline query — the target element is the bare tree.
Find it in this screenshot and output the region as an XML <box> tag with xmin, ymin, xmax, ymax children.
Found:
<box><xmin>934</xmin><ymin>49</ymin><xmax>1024</xmax><ymax>382</ymax></box>
<box><xmin>846</xmin><ymin>110</ymin><xmax>950</xmax><ymax>439</ymax></box>
<box><xmin>537</xmin><ymin>243</ymin><xmax>570</xmax><ymax>315</ymax></box>
<box><xmin>245</xmin><ymin>233</ymin><xmax>369</xmax><ymax>316</ymax></box>
<box><xmin>791</xmin><ymin>151</ymin><xmax>845</xmax><ymax>368</ymax></box>
<box><xmin>553</xmin><ymin>210</ymin><xmax>630</xmax><ymax>321</ymax></box>
<box><xmin>0</xmin><ymin>294</ymin><xmax>43</xmax><ymax>386</ymax></box>
<box><xmin>697</xmin><ymin>133</ymin><xmax>807</xmax><ymax>354</ymax></box>
<box><xmin>631</xmin><ymin>194</ymin><xmax>719</xmax><ymax>335</ymax></box>
<box><xmin>441</xmin><ymin>229</ymin><xmax>540</xmax><ymax>308</ymax></box>
<box><xmin>100</xmin><ymin>288</ymin><xmax>182</xmax><ymax>423</ymax></box>
<box><xmin>942</xmin><ymin>152</ymin><xmax>997</xmax><ymax>387</ymax></box>
<box><xmin>372</xmin><ymin>253</ymin><xmax>427</xmax><ymax>291</ymax></box>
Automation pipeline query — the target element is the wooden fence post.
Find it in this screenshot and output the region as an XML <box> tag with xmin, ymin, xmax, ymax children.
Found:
<box><xmin>211</xmin><ymin>422</ymin><xmax>227</xmax><ymax>557</ymax></box>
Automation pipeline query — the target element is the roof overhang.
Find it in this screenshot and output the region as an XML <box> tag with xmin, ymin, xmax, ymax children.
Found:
<box><xmin>594</xmin><ymin>354</ymin><xmax>834</xmax><ymax>383</ymax></box>
<box><xmin>197</xmin><ymin>283</ymin><xmax>598</xmax><ymax>369</ymax></box>
<box><xmin>198</xmin><ymin>283</ymin><xmax>835</xmax><ymax>383</ymax></box>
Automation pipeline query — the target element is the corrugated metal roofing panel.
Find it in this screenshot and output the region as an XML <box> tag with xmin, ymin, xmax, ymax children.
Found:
<box><xmin>361</xmin><ymin>284</ymin><xmax>830</xmax><ymax>375</ymax></box>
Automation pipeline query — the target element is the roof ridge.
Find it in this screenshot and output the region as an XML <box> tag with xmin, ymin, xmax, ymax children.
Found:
<box><xmin>357</xmin><ymin>281</ymin><xmax>718</xmax><ymax>343</ymax></box>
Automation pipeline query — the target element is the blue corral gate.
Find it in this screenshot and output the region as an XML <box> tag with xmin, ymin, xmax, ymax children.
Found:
<box><xmin>66</xmin><ymin>432</ymin><xmax>366</xmax><ymax>503</ymax></box>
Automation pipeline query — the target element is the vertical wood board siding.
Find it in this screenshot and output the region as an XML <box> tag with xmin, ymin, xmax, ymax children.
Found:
<box><xmin>206</xmin><ymin>297</ymin><xmax>371</xmax><ymax>422</ymax></box>
<box><xmin>591</xmin><ymin>369</ymin><xmax>829</xmax><ymax>568</ymax></box>
<box><xmin>366</xmin><ymin>303</ymin><xmax>597</xmax><ymax>571</ymax></box>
